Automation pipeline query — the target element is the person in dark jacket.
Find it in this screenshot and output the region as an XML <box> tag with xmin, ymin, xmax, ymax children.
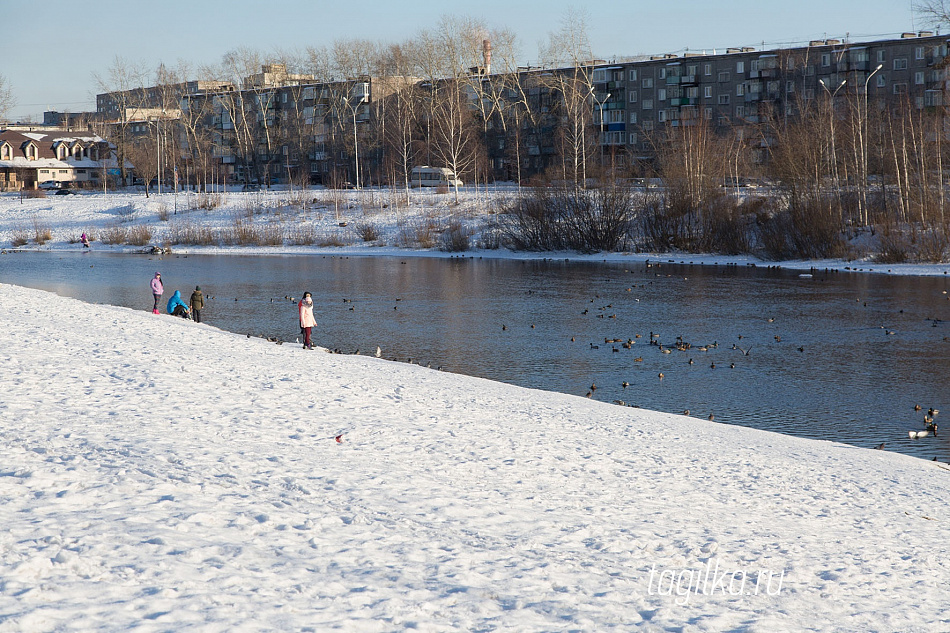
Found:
<box><xmin>190</xmin><ymin>286</ymin><xmax>205</xmax><ymax>323</ymax></box>
<box><xmin>167</xmin><ymin>290</ymin><xmax>191</xmax><ymax>319</ymax></box>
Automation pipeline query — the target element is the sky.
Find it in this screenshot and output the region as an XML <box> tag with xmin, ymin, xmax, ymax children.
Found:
<box><xmin>1</xmin><ymin>0</ymin><xmax>928</xmax><ymax>122</ymax></box>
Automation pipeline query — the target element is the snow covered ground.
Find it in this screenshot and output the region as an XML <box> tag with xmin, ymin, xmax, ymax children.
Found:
<box><xmin>2</xmin><ymin>187</ymin><xmax>950</xmax><ymax>276</ymax></box>
<box><xmin>1</xmin><ymin>282</ymin><xmax>949</xmax><ymax>631</ymax></box>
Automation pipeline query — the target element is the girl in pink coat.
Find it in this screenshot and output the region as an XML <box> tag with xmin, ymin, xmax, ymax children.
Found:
<box><xmin>299</xmin><ymin>292</ymin><xmax>316</xmax><ymax>349</ymax></box>
<box><xmin>150</xmin><ymin>272</ymin><xmax>164</xmax><ymax>314</ymax></box>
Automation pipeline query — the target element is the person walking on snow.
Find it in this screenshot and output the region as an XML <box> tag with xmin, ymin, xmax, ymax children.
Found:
<box><xmin>167</xmin><ymin>290</ymin><xmax>191</xmax><ymax>319</ymax></box>
<box><xmin>299</xmin><ymin>292</ymin><xmax>316</xmax><ymax>349</ymax></box>
<box><xmin>150</xmin><ymin>272</ymin><xmax>163</xmax><ymax>314</ymax></box>
<box><xmin>189</xmin><ymin>286</ymin><xmax>204</xmax><ymax>323</ymax></box>
<box><xmin>80</xmin><ymin>232</ymin><xmax>90</xmax><ymax>248</ymax></box>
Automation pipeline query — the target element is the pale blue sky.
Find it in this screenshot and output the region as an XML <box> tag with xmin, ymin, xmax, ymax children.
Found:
<box><xmin>1</xmin><ymin>0</ymin><xmax>928</xmax><ymax>122</ymax></box>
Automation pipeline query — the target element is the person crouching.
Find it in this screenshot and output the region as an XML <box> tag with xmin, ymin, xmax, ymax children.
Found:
<box><xmin>167</xmin><ymin>290</ymin><xmax>191</xmax><ymax>319</ymax></box>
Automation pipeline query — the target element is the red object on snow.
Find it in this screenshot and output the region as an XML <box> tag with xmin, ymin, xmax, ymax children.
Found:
<box><xmin>335</xmin><ymin>435</ymin><xmax>343</xmax><ymax>443</ymax></box>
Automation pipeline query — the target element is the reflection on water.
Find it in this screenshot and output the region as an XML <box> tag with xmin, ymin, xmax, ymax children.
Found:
<box><xmin>3</xmin><ymin>251</ymin><xmax>949</xmax><ymax>462</ymax></box>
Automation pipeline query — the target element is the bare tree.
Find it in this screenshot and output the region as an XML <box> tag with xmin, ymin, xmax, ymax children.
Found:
<box><xmin>0</xmin><ymin>74</ymin><xmax>14</xmax><ymax>123</ymax></box>
<box><xmin>94</xmin><ymin>56</ymin><xmax>150</xmax><ymax>185</ymax></box>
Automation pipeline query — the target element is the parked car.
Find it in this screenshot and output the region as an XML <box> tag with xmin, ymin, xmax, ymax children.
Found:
<box><xmin>54</xmin><ymin>188</ymin><xmax>76</xmax><ymax>195</ymax></box>
<box><xmin>38</xmin><ymin>180</ymin><xmax>62</xmax><ymax>190</ymax></box>
<box><xmin>242</xmin><ymin>182</ymin><xmax>261</xmax><ymax>191</ymax></box>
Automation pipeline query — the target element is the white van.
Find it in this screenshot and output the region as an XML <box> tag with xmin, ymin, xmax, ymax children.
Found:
<box><xmin>410</xmin><ymin>166</ymin><xmax>463</xmax><ymax>188</ymax></box>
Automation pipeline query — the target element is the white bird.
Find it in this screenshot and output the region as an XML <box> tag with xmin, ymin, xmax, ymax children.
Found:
<box><xmin>909</xmin><ymin>430</ymin><xmax>930</xmax><ymax>439</ymax></box>
<box><xmin>375</xmin><ymin>346</ymin><xmax>382</xmax><ymax>358</ymax></box>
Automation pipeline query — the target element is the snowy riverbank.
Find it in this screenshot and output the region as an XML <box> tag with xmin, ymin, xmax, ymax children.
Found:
<box><xmin>1</xmin><ymin>282</ymin><xmax>948</xmax><ymax>631</ymax></box>
<box><xmin>2</xmin><ymin>188</ymin><xmax>950</xmax><ymax>277</ymax></box>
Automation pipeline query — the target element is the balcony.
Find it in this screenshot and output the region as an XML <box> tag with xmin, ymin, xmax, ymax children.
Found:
<box><xmin>679</xmin><ymin>75</ymin><xmax>697</xmax><ymax>85</ymax></box>
<box><xmin>666</xmin><ymin>76</ymin><xmax>681</xmax><ymax>85</ymax></box>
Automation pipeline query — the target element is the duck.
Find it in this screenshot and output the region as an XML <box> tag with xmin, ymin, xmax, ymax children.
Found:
<box><xmin>621</xmin><ymin>381</ymin><xmax>630</xmax><ymax>388</ymax></box>
<box><xmin>658</xmin><ymin>373</ymin><xmax>664</xmax><ymax>379</ymax></box>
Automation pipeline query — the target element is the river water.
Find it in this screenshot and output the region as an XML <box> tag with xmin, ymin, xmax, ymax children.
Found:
<box><xmin>3</xmin><ymin>250</ymin><xmax>949</xmax><ymax>462</ymax></box>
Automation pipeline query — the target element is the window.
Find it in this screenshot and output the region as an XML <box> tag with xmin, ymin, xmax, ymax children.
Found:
<box><xmin>628</xmin><ymin>90</ymin><xmax>638</xmax><ymax>103</ymax></box>
<box><xmin>686</xmin><ymin>65</ymin><xmax>698</xmax><ymax>77</ymax></box>
<box><xmin>877</xmin><ymin>74</ymin><xmax>886</xmax><ymax>88</ymax></box>
<box><xmin>593</xmin><ymin>69</ymin><xmax>606</xmax><ymax>83</ymax></box>
<box><xmin>628</xmin><ymin>132</ymin><xmax>638</xmax><ymax>145</ymax></box>
<box><xmin>0</xmin><ymin>144</ymin><xmax>9</xmax><ymax>160</ymax></box>
<box><xmin>658</xmin><ymin>88</ymin><xmax>667</xmax><ymax>101</ymax></box>
<box><xmin>604</xmin><ymin>131</ymin><xmax>625</xmax><ymax>144</ymax></box>
<box><xmin>736</xmin><ymin>84</ymin><xmax>745</xmax><ymax>96</ymax></box>
<box><xmin>893</xmin><ymin>83</ymin><xmax>907</xmax><ymax>95</ymax></box>
<box><xmin>915</xmin><ymin>71</ymin><xmax>925</xmax><ymax>85</ymax></box>
<box><xmin>605</xmin><ymin>110</ymin><xmax>624</xmax><ymax>124</ymax></box>
<box><xmin>642</xmin><ymin>120</ymin><xmax>654</xmax><ymax>131</ymax></box>
<box><xmin>821</xmin><ymin>53</ymin><xmax>831</xmax><ymax>67</ymax></box>
<box><xmin>704</xmin><ymin>86</ymin><xmax>713</xmax><ymax>98</ymax></box>
<box><xmin>704</xmin><ymin>63</ymin><xmax>712</xmax><ymax>76</ymax></box>
<box><xmin>805</xmin><ymin>66</ymin><xmax>815</xmax><ymax>76</ymax></box>
<box><xmin>628</xmin><ymin>111</ymin><xmax>638</xmax><ymax>124</ymax></box>
<box><xmin>877</xmin><ymin>50</ymin><xmax>886</xmax><ymax>63</ymax></box>
<box><xmin>916</xmin><ymin>46</ymin><xmax>925</xmax><ymax>60</ymax></box>
<box><xmin>628</xmin><ymin>69</ymin><xmax>638</xmax><ymax>82</ymax></box>
<box><xmin>786</xmin><ymin>58</ymin><xmax>796</xmax><ymax>70</ymax></box>
<box><xmin>718</xmin><ymin>71</ymin><xmax>730</xmax><ymax>82</ymax></box>
<box><xmin>718</xmin><ymin>94</ymin><xmax>730</xmax><ymax>105</ymax></box>
<box><xmin>686</xmin><ymin>87</ymin><xmax>699</xmax><ymax>98</ymax></box>
<box><xmin>658</xmin><ymin>110</ymin><xmax>668</xmax><ymax>122</ymax></box>
<box><xmin>735</xmin><ymin>106</ymin><xmax>745</xmax><ymax>117</ymax></box>
<box><xmin>282</xmin><ymin>92</ymin><xmax>288</xmax><ymax>103</ymax></box>
<box><xmin>786</xmin><ymin>81</ymin><xmax>795</xmax><ymax>93</ymax></box>
<box><xmin>642</xmin><ymin>78</ymin><xmax>654</xmax><ymax>88</ymax></box>
<box><xmin>894</xmin><ymin>58</ymin><xmax>908</xmax><ymax>70</ymax></box>
<box><xmin>916</xmin><ymin>96</ymin><xmax>925</xmax><ymax>108</ymax></box>
<box><xmin>303</xmin><ymin>87</ymin><xmax>315</xmax><ymax>100</ymax></box>
<box><xmin>704</xmin><ymin>106</ymin><xmax>713</xmax><ymax>120</ymax></box>
<box><xmin>736</xmin><ymin>61</ymin><xmax>745</xmax><ymax>73</ymax></box>
<box><xmin>804</xmin><ymin>88</ymin><xmax>815</xmax><ymax>100</ymax></box>
<box><xmin>642</xmin><ymin>98</ymin><xmax>653</xmax><ymax>110</ymax></box>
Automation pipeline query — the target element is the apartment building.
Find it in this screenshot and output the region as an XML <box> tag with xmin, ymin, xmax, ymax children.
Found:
<box><xmin>93</xmin><ymin>31</ymin><xmax>950</xmax><ymax>186</ymax></box>
<box><xmin>588</xmin><ymin>31</ymin><xmax>947</xmax><ymax>166</ymax></box>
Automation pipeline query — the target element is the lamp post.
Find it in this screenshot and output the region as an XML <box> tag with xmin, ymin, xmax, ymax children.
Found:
<box><xmin>858</xmin><ymin>64</ymin><xmax>884</xmax><ymax>226</ymax></box>
<box><xmin>340</xmin><ymin>93</ymin><xmax>367</xmax><ymax>190</ymax></box>
<box><xmin>591</xmin><ymin>89</ymin><xmax>612</xmax><ymax>171</ymax></box>
<box><xmin>819</xmin><ymin>77</ymin><xmax>847</xmax><ymax>213</ymax></box>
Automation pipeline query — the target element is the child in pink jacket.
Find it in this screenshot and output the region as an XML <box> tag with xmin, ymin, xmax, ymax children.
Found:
<box><xmin>299</xmin><ymin>292</ymin><xmax>316</xmax><ymax>349</ymax></box>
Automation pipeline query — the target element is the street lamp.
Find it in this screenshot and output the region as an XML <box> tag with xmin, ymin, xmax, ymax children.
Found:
<box><xmin>819</xmin><ymin>77</ymin><xmax>847</xmax><ymax>210</ymax></box>
<box><xmin>859</xmin><ymin>64</ymin><xmax>884</xmax><ymax>226</ymax></box>
<box><xmin>591</xmin><ymin>89</ymin><xmax>612</xmax><ymax>170</ymax></box>
<box><xmin>340</xmin><ymin>92</ymin><xmax>367</xmax><ymax>190</ymax></box>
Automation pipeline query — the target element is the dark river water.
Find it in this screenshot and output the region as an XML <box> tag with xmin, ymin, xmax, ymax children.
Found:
<box><xmin>3</xmin><ymin>250</ymin><xmax>949</xmax><ymax>462</ymax></box>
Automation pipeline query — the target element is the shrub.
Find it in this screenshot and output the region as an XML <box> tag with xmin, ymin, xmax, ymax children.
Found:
<box><xmin>286</xmin><ymin>224</ymin><xmax>318</xmax><ymax>246</ymax></box>
<box><xmin>101</xmin><ymin>224</ymin><xmax>128</xmax><ymax>245</ymax></box>
<box><xmin>440</xmin><ymin>221</ymin><xmax>470</xmax><ymax>252</ymax></box>
<box><xmin>355</xmin><ymin>222</ymin><xmax>380</xmax><ymax>242</ymax></box>
<box><xmin>32</xmin><ymin>217</ymin><xmax>53</xmax><ymax>245</ymax></box>
<box><xmin>21</xmin><ymin>189</ymin><xmax>46</xmax><ymax>199</ymax></box>
<box><xmin>126</xmin><ymin>225</ymin><xmax>153</xmax><ymax>246</ymax></box>
<box><xmin>156</xmin><ymin>204</ymin><xmax>169</xmax><ymax>222</ymax></box>
<box><xmin>317</xmin><ymin>231</ymin><xmax>348</xmax><ymax>247</ymax></box>
<box><xmin>11</xmin><ymin>228</ymin><xmax>29</xmax><ymax>247</ymax></box>
<box><xmin>169</xmin><ymin>221</ymin><xmax>217</xmax><ymax>245</ymax></box>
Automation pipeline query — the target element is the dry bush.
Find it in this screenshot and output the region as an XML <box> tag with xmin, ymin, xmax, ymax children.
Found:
<box><xmin>874</xmin><ymin>228</ymin><xmax>911</xmax><ymax>264</ymax></box>
<box><xmin>101</xmin><ymin>224</ymin><xmax>129</xmax><ymax>245</ymax></box>
<box><xmin>117</xmin><ymin>204</ymin><xmax>136</xmax><ymax>224</ymax></box>
<box><xmin>355</xmin><ymin>222</ymin><xmax>380</xmax><ymax>242</ymax></box>
<box><xmin>396</xmin><ymin>221</ymin><xmax>437</xmax><ymax>248</ymax></box>
<box><xmin>126</xmin><ymin>225</ymin><xmax>154</xmax><ymax>246</ymax></box>
<box><xmin>440</xmin><ymin>221</ymin><xmax>470</xmax><ymax>252</ymax></box>
<box><xmin>21</xmin><ymin>189</ymin><xmax>46</xmax><ymax>199</ymax></box>
<box><xmin>156</xmin><ymin>204</ymin><xmax>169</xmax><ymax>222</ymax></box>
<box><xmin>286</xmin><ymin>224</ymin><xmax>318</xmax><ymax>246</ymax></box>
<box><xmin>32</xmin><ymin>217</ymin><xmax>53</xmax><ymax>244</ymax></box>
<box><xmin>169</xmin><ymin>221</ymin><xmax>217</xmax><ymax>245</ymax></box>
<box><xmin>224</xmin><ymin>218</ymin><xmax>284</xmax><ymax>246</ymax></box>
<box><xmin>317</xmin><ymin>231</ymin><xmax>349</xmax><ymax>247</ymax></box>
<box><xmin>11</xmin><ymin>227</ymin><xmax>29</xmax><ymax>247</ymax></box>
<box><xmin>917</xmin><ymin>230</ymin><xmax>950</xmax><ymax>263</ymax></box>
<box><xmin>188</xmin><ymin>192</ymin><xmax>226</xmax><ymax>211</ymax></box>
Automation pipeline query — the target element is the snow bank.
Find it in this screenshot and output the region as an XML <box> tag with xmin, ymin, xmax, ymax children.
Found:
<box><xmin>0</xmin><ymin>283</ymin><xmax>948</xmax><ymax>631</ymax></box>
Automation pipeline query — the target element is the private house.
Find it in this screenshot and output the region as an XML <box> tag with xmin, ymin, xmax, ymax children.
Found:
<box><xmin>0</xmin><ymin>129</ymin><xmax>128</xmax><ymax>190</ymax></box>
